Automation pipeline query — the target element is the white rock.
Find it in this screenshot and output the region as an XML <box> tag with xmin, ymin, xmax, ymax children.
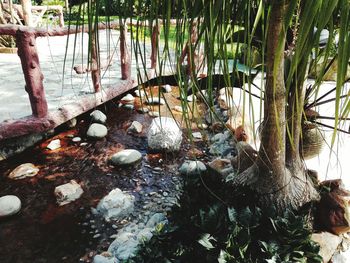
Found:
<box><xmin>110</xmin><ymin>149</ymin><xmax>142</xmax><ymax>166</ymax></box>
<box><xmin>47</xmin><ymin>139</ymin><xmax>61</xmax><ymax>150</ymax></box>
<box><xmin>146</xmin><ymin>97</ymin><xmax>165</xmax><ymax>105</ymax></box>
<box><xmin>8</xmin><ymin>163</ymin><xmax>39</xmax><ymax>180</ymax></box>
<box><xmin>54</xmin><ymin>180</ymin><xmax>84</xmax><ymax>206</ymax></box>
<box><xmin>87</xmin><ymin>123</ymin><xmax>108</xmax><ymax>139</ymax></box>
<box><xmin>137</xmin><ymin>228</ymin><xmax>153</xmax><ymax>241</ymax></box>
<box><xmin>72</xmin><ymin>137</ymin><xmax>82</xmax><ymax>142</ymax></box>
<box><xmin>146</xmin><ymin>213</ymin><xmax>167</xmax><ymax>228</ymax></box>
<box><xmin>96</xmin><ymin>188</ymin><xmax>135</xmax><ymax>222</ymax></box>
<box><xmin>127</xmin><ymin>121</ymin><xmax>143</xmax><ymax>133</ymax></box>
<box><xmin>93</xmin><ymin>254</ymin><xmax>118</xmax><ymax>263</ymax></box>
<box><xmin>187</xmin><ymin>94</ymin><xmax>196</xmax><ymax>102</ymax></box>
<box><xmin>179</xmin><ymin>160</ymin><xmax>207</xmax><ymax>176</ymax></box>
<box><xmin>67</xmin><ymin>118</ymin><xmax>77</xmax><ymax>128</ymax></box>
<box><xmin>198</xmin><ymin>123</ymin><xmax>208</xmax><ymax>130</ymax></box>
<box><xmin>0</xmin><ymin>195</ymin><xmax>21</xmax><ymax>217</ymax></box>
<box><xmin>121</xmin><ymin>94</ymin><xmax>135</xmax><ymax>102</ymax></box>
<box><xmin>134</xmin><ymin>89</ymin><xmax>147</xmax><ymax>97</ymax></box>
<box><xmin>192</xmin><ymin>132</ymin><xmax>202</xmax><ymax>140</ymax></box>
<box><xmin>311</xmin><ymin>232</ymin><xmax>342</xmax><ymax>263</ymax></box>
<box><xmin>161</xmin><ymin>84</ymin><xmax>172</xmax><ymax>93</ymax></box>
<box><xmin>90</xmin><ymin>110</ymin><xmax>107</xmax><ymax>124</ymax></box>
<box><xmin>148</xmin><ymin>111</ymin><xmax>160</xmax><ymax>117</ymax></box>
<box><xmin>108</xmin><ymin>232</ymin><xmax>139</xmax><ymax>260</ymax></box>
<box><xmin>137</xmin><ymin>107</ymin><xmax>149</xmax><ymax>113</ymax></box>
<box><xmin>123</xmin><ymin>104</ymin><xmax>134</xmax><ymax>110</ymax></box>
<box><xmin>147</xmin><ymin>117</ymin><xmax>182</xmax><ymax>152</ymax></box>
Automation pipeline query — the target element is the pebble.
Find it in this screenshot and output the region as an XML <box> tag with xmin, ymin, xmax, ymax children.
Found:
<box><xmin>90</xmin><ymin>110</ymin><xmax>107</xmax><ymax>124</ymax></box>
<box><xmin>54</xmin><ymin>180</ymin><xmax>84</xmax><ymax>206</ymax></box>
<box><xmin>161</xmin><ymin>84</ymin><xmax>172</xmax><ymax>93</ymax></box>
<box><xmin>121</xmin><ymin>94</ymin><xmax>135</xmax><ymax>102</ymax></box>
<box><xmin>192</xmin><ymin>132</ymin><xmax>203</xmax><ymax>140</ymax></box>
<box><xmin>123</xmin><ymin>104</ymin><xmax>134</xmax><ymax>110</ymax></box>
<box><xmin>47</xmin><ymin>139</ymin><xmax>61</xmax><ymax>150</ymax></box>
<box><xmin>110</xmin><ymin>149</ymin><xmax>142</xmax><ymax>166</ymax></box>
<box><xmin>80</xmin><ymin>142</ymin><xmax>88</xmax><ymax>146</ymax></box>
<box><xmin>127</xmin><ymin>121</ymin><xmax>143</xmax><ymax>134</ymax></box>
<box><xmin>93</xmin><ymin>234</ymin><xmax>101</xmax><ymax>239</ymax></box>
<box><xmin>137</xmin><ymin>107</ymin><xmax>149</xmax><ymax>113</ymax></box>
<box><xmin>87</xmin><ymin>123</ymin><xmax>108</xmax><ymax>139</ymax></box>
<box><xmin>72</xmin><ymin>137</ymin><xmax>82</xmax><ymax>142</ymax></box>
<box><xmin>8</xmin><ymin>163</ymin><xmax>39</xmax><ymax>180</ymax></box>
<box><xmin>134</xmin><ymin>89</ymin><xmax>147</xmax><ymax>97</ymax></box>
<box><xmin>0</xmin><ymin>195</ymin><xmax>21</xmax><ymax>217</ymax></box>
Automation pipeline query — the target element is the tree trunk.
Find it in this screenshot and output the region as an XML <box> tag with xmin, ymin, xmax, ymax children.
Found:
<box><xmin>120</xmin><ymin>23</ymin><xmax>131</xmax><ymax>80</ymax></box>
<box><xmin>231</xmin><ymin>1</ymin><xmax>319</xmax><ymax>212</ymax></box>
<box><xmin>20</xmin><ymin>0</ymin><xmax>33</xmax><ymax>27</ymax></box>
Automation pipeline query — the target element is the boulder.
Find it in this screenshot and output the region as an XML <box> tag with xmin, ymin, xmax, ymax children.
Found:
<box><xmin>127</xmin><ymin>121</ymin><xmax>143</xmax><ymax>134</ymax></box>
<box><xmin>179</xmin><ymin>160</ymin><xmax>206</xmax><ymax>176</ymax></box>
<box><xmin>147</xmin><ymin>117</ymin><xmax>182</xmax><ymax>152</ymax></box>
<box><xmin>8</xmin><ymin>163</ymin><xmax>39</xmax><ymax>180</ymax></box>
<box><xmin>54</xmin><ymin>180</ymin><xmax>84</xmax><ymax>206</ymax></box>
<box><xmin>87</xmin><ymin>123</ymin><xmax>108</xmax><ymax>139</ymax></box>
<box><xmin>96</xmin><ymin>188</ymin><xmax>135</xmax><ymax>222</ymax></box>
<box><xmin>311</xmin><ymin>232</ymin><xmax>342</xmax><ymax>263</ymax></box>
<box><xmin>110</xmin><ymin>149</ymin><xmax>142</xmax><ymax>166</ymax></box>
<box><xmin>90</xmin><ymin>110</ymin><xmax>107</xmax><ymax>124</ymax></box>
<box><xmin>0</xmin><ymin>195</ymin><xmax>21</xmax><ymax>217</ymax></box>
<box><xmin>316</xmin><ymin>179</ymin><xmax>350</xmax><ymax>235</ymax></box>
<box><xmin>46</xmin><ymin>139</ymin><xmax>61</xmax><ymax>150</ymax></box>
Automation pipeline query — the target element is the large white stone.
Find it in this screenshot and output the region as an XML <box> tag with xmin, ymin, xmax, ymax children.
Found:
<box><xmin>147</xmin><ymin>117</ymin><xmax>182</xmax><ymax>152</ymax></box>
<box><xmin>87</xmin><ymin>123</ymin><xmax>108</xmax><ymax>139</ymax></box>
<box><xmin>110</xmin><ymin>149</ymin><xmax>142</xmax><ymax>166</ymax></box>
<box><xmin>96</xmin><ymin>188</ymin><xmax>135</xmax><ymax>222</ymax></box>
<box><xmin>54</xmin><ymin>180</ymin><xmax>84</xmax><ymax>206</ymax></box>
<box><xmin>0</xmin><ymin>195</ymin><xmax>21</xmax><ymax>217</ymax></box>
<box><xmin>90</xmin><ymin>110</ymin><xmax>107</xmax><ymax>124</ymax></box>
<box><xmin>8</xmin><ymin>163</ymin><xmax>39</xmax><ymax>180</ymax></box>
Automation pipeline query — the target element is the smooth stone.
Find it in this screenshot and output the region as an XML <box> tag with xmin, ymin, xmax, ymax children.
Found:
<box><xmin>8</xmin><ymin>163</ymin><xmax>39</xmax><ymax>180</ymax></box>
<box><xmin>134</xmin><ymin>89</ymin><xmax>147</xmax><ymax>97</ymax></box>
<box><xmin>146</xmin><ymin>97</ymin><xmax>165</xmax><ymax>105</ymax></box>
<box><xmin>148</xmin><ymin>111</ymin><xmax>160</xmax><ymax>117</ymax></box>
<box><xmin>127</xmin><ymin>121</ymin><xmax>143</xmax><ymax>134</ymax></box>
<box><xmin>110</xmin><ymin>149</ymin><xmax>142</xmax><ymax>166</ymax></box>
<box><xmin>161</xmin><ymin>84</ymin><xmax>172</xmax><ymax>93</ymax></box>
<box><xmin>179</xmin><ymin>160</ymin><xmax>207</xmax><ymax>176</ymax></box>
<box><xmin>121</xmin><ymin>94</ymin><xmax>135</xmax><ymax>102</ymax></box>
<box><xmin>72</xmin><ymin>137</ymin><xmax>82</xmax><ymax>142</ymax></box>
<box><xmin>147</xmin><ymin>117</ymin><xmax>182</xmax><ymax>152</ymax></box>
<box><xmin>96</xmin><ymin>188</ymin><xmax>135</xmax><ymax>222</ymax></box>
<box><xmin>198</xmin><ymin>123</ymin><xmax>208</xmax><ymax>130</ymax></box>
<box><xmin>311</xmin><ymin>232</ymin><xmax>342</xmax><ymax>263</ymax></box>
<box><xmin>90</xmin><ymin>110</ymin><xmax>107</xmax><ymax>124</ymax></box>
<box><xmin>87</xmin><ymin>123</ymin><xmax>108</xmax><ymax>139</ymax></box>
<box><xmin>187</xmin><ymin>94</ymin><xmax>196</xmax><ymax>102</ymax></box>
<box><xmin>0</xmin><ymin>195</ymin><xmax>21</xmax><ymax>217</ymax></box>
<box><xmin>47</xmin><ymin>139</ymin><xmax>61</xmax><ymax>150</ymax></box>
<box><xmin>54</xmin><ymin>180</ymin><xmax>84</xmax><ymax>206</ymax></box>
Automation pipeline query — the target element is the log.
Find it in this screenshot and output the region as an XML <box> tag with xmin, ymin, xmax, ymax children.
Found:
<box><xmin>16</xmin><ymin>27</ymin><xmax>48</xmax><ymax>117</ymax></box>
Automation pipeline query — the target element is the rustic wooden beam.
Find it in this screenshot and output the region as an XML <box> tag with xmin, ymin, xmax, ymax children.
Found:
<box><xmin>90</xmin><ymin>29</ymin><xmax>101</xmax><ymax>92</ymax></box>
<box><xmin>20</xmin><ymin>0</ymin><xmax>33</xmax><ymax>27</ymax></box>
<box><xmin>119</xmin><ymin>23</ymin><xmax>131</xmax><ymax>80</ymax></box>
<box><xmin>0</xmin><ymin>80</ymin><xmax>134</xmax><ymax>140</ymax></box>
<box><xmin>16</xmin><ymin>27</ymin><xmax>48</xmax><ymax>118</ymax></box>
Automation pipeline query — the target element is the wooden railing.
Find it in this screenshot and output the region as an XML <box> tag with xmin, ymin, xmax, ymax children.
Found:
<box><xmin>0</xmin><ymin>22</ymin><xmax>131</xmax><ymax>119</ymax></box>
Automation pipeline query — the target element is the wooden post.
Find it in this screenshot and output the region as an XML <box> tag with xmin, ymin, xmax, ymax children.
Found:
<box><xmin>91</xmin><ymin>30</ymin><xmax>101</xmax><ymax>92</ymax></box>
<box><xmin>16</xmin><ymin>28</ymin><xmax>48</xmax><ymax>117</ymax></box>
<box><xmin>150</xmin><ymin>22</ymin><xmax>159</xmax><ymax>69</ymax></box>
<box><xmin>120</xmin><ymin>23</ymin><xmax>131</xmax><ymax>80</ymax></box>
<box><xmin>20</xmin><ymin>0</ymin><xmax>33</xmax><ymax>27</ymax></box>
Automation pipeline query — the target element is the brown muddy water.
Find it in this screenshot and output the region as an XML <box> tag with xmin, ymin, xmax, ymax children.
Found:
<box><xmin>0</xmin><ymin>87</ymin><xmax>209</xmax><ymax>263</ymax></box>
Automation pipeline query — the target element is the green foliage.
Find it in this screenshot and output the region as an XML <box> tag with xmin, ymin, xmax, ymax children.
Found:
<box><xmin>129</xmin><ymin>172</ymin><xmax>321</xmax><ymax>263</ymax></box>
